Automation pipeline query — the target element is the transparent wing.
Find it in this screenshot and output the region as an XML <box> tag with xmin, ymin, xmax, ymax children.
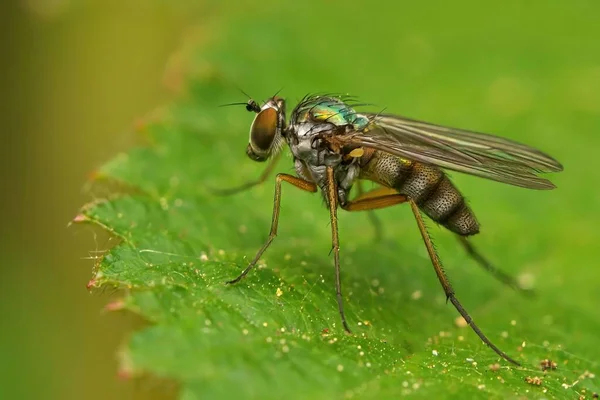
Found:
<box><xmin>339</xmin><ymin>114</ymin><xmax>563</xmax><ymax>189</ymax></box>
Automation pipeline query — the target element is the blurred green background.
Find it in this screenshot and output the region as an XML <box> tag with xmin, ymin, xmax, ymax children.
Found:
<box><xmin>2</xmin><ymin>1</ymin><xmax>599</xmax><ymax>399</ymax></box>
<box><xmin>1</xmin><ymin>1</ymin><xmax>199</xmax><ymax>399</ymax></box>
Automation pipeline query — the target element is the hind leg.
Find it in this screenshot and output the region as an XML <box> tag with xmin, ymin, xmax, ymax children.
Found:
<box><xmin>457</xmin><ymin>235</ymin><xmax>534</xmax><ymax>296</ymax></box>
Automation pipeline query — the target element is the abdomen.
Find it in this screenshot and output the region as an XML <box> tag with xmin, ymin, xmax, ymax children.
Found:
<box><xmin>359</xmin><ymin>150</ymin><xmax>479</xmax><ymax>236</ymax></box>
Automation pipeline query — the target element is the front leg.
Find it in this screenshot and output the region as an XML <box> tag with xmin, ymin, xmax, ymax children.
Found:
<box><xmin>210</xmin><ymin>152</ymin><xmax>281</xmax><ymax>196</ymax></box>
<box><xmin>226</xmin><ymin>173</ymin><xmax>317</xmax><ymax>284</ymax></box>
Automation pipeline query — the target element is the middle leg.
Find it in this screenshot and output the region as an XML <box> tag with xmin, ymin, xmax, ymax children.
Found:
<box><xmin>354</xmin><ymin>181</ymin><xmax>390</xmax><ymax>240</ymax></box>
<box><xmin>325</xmin><ymin>167</ymin><xmax>352</xmax><ymax>333</ymax></box>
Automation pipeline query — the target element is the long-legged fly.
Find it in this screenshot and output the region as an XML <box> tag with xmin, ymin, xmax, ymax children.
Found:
<box><xmin>217</xmin><ymin>93</ymin><xmax>563</xmax><ymax>365</ymax></box>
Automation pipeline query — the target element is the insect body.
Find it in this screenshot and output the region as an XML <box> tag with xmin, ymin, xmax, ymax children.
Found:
<box><xmin>220</xmin><ymin>94</ymin><xmax>563</xmax><ymax>366</ymax></box>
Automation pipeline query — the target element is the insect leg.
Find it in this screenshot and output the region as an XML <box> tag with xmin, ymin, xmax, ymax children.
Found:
<box><xmin>354</xmin><ymin>182</ymin><xmax>390</xmax><ymax>240</ymax></box>
<box><xmin>409</xmin><ymin>200</ymin><xmax>520</xmax><ymax>365</ymax></box>
<box><xmin>226</xmin><ymin>173</ymin><xmax>317</xmax><ymax>284</ymax></box>
<box><xmin>344</xmin><ymin>188</ymin><xmax>406</xmax><ymax>212</ymax></box>
<box><xmin>211</xmin><ymin>152</ymin><xmax>281</xmax><ymax>196</ymax></box>
<box><xmin>457</xmin><ymin>236</ymin><xmax>534</xmax><ymax>296</ymax></box>
<box><xmin>326</xmin><ymin>167</ymin><xmax>352</xmax><ymax>333</ymax></box>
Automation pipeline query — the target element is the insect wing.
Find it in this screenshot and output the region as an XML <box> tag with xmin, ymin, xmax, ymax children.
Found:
<box><xmin>339</xmin><ymin>114</ymin><xmax>563</xmax><ymax>189</ymax></box>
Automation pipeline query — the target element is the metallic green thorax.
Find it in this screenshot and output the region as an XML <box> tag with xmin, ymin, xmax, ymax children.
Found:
<box><xmin>293</xmin><ymin>96</ymin><xmax>370</xmax><ymax>131</ymax></box>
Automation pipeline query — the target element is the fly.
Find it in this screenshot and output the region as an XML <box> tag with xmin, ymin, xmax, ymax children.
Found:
<box><xmin>218</xmin><ymin>93</ymin><xmax>563</xmax><ymax>366</ymax></box>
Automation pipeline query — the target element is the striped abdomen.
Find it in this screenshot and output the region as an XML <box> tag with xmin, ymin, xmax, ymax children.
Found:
<box><xmin>359</xmin><ymin>150</ymin><xmax>479</xmax><ymax>236</ymax></box>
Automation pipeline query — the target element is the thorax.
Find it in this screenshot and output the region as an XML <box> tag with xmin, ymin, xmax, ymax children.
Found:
<box><xmin>285</xmin><ymin>97</ymin><xmax>368</xmax><ymax>205</ymax></box>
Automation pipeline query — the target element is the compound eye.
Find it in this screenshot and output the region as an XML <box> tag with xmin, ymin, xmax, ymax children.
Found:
<box><xmin>247</xmin><ymin>107</ymin><xmax>278</xmax><ymax>161</ymax></box>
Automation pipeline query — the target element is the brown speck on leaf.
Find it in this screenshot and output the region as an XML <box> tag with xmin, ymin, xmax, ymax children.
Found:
<box><xmin>540</xmin><ymin>359</ymin><xmax>557</xmax><ymax>371</ymax></box>
<box><xmin>321</xmin><ymin>328</ymin><xmax>330</xmax><ymax>335</ymax></box>
<box><xmin>592</xmin><ymin>392</ymin><xmax>598</xmax><ymax>399</ymax></box>
<box><xmin>489</xmin><ymin>363</ymin><xmax>501</xmax><ymax>372</ymax></box>
<box><xmin>525</xmin><ymin>376</ymin><xmax>543</xmax><ymax>386</ymax></box>
<box><xmin>578</xmin><ymin>370</ymin><xmax>596</xmax><ymax>381</ymax></box>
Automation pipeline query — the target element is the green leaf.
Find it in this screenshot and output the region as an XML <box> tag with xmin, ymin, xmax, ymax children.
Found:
<box><xmin>78</xmin><ymin>2</ymin><xmax>600</xmax><ymax>399</ymax></box>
